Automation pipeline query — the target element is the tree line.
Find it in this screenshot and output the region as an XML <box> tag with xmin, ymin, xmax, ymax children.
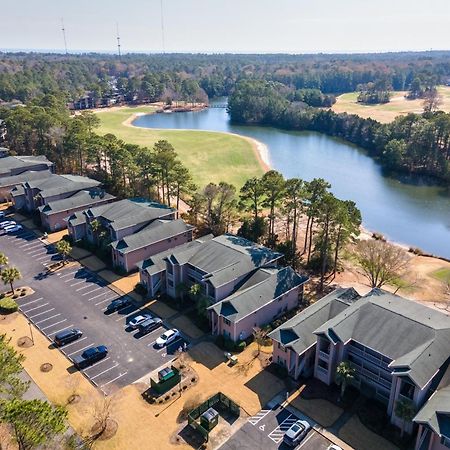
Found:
<box><xmin>228</xmin><ymin>80</ymin><xmax>450</xmax><ymax>181</ymax></box>
<box><xmin>1</xmin><ymin>51</ymin><xmax>450</xmax><ymax>103</ymax></box>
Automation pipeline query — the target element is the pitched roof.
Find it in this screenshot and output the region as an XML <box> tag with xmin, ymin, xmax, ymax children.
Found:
<box><xmin>0</xmin><ymin>169</ymin><xmax>52</xmax><ymax>188</ymax></box>
<box><xmin>38</xmin><ymin>190</ymin><xmax>115</xmax><ymax>216</ymax></box>
<box><xmin>314</xmin><ymin>289</ymin><xmax>450</xmax><ymax>389</ymax></box>
<box><xmin>85</xmin><ymin>198</ymin><xmax>174</xmax><ymax>231</ymax></box>
<box><xmin>67</xmin><ymin>211</ymin><xmax>87</xmax><ymax>227</ymax></box>
<box><xmin>0</xmin><ymin>155</ymin><xmax>53</xmax><ymax>176</ymax></box>
<box><xmin>269</xmin><ymin>287</ymin><xmax>360</xmax><ymax>356</ymax></box>
<box><xmin>25</xmin><ymin>174</ymin><xmax>101</xmax><ymax>199</ymax></box>
<box><xmin>174</xmin><ymin>234</ymin><xmax>283</xmax><ymax>288</ymax></box>
<box><xmin>110</xmin><ymin>219</ymin><xmax>194</xmax><ymax>253</ymax></box>
<box><xmin>209</xmin><ymin>267</ymin><xmax>308</xmax><ymax>323</ymax></box>
<box><xmin>137</xmin><ymin>235</ymin><xmax>214</xmax><ymax>276</ymax></box>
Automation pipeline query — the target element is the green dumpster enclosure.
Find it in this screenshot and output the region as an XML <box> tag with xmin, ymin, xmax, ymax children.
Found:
<box><xmin>200</xmin><ymin>407</ymin><xmax>219</xmax><ymax>431</ymax></box>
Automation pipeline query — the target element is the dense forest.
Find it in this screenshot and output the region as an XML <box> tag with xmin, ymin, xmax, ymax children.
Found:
<box><xmin>228</xmin><ymin>79</ymin><xmax>450</xmax><ymax>181</ymax></box>
<box><xmin>1</xmin><ymin>51</ymin><xmax>450</xmax><ymax>102</ymax></box>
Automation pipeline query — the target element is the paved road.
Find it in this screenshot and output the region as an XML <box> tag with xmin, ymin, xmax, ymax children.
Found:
<box><xmin>219</xmin><ymin>405</ymin><xmax>333</xmax><ymax>450</ymax></box>
<box><xmin>1</xmin><ymin>226</ymin><xmax>188</xmax><ymax>394</ymax></box>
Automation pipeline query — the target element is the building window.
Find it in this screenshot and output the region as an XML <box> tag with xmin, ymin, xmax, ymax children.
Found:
<box><xmin>167</xmin><ymin>264</ymin><xmax>173</xmax><ymax>275</ymax></box>
<box><xmin>223</xmin><ymin>318</ymin><xmax>231</xmax><ymax>326</ymax></box>
<box><xmin>399</xmin><ymin>380</ymin><xmax>415</xmax><ymax>400</ymax></box>
<box><xmin>318</xmin><ymin>359</ymin><xmax>328</xmax><ymax>371</ymax></box>
<box><xmin>168</xmin><ymin>279</ymin><xmax>174</xmax><ymax>288</ymax></box>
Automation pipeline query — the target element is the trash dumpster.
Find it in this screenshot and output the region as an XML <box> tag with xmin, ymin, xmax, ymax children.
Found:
<box><xmin>200</xmin><ymin>407</ymin><xmax>219</xmax><ymax>431</ymax></box>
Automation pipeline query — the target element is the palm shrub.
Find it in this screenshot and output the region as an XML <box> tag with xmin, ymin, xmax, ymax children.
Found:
<box><xmin>0</xmin><ymin>297</ymin><xmax>18</xmax><ymax>313</ymax></box>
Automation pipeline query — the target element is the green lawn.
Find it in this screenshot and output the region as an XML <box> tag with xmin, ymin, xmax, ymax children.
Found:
<box><xmin>431</xmin><ymin>267</ymin><xmax>450</xmax><ymax>283</ymax></box>
<box><xmin>96</xmin><ymin>106</ymin><xmax>264</xmax><ymax>189</ymax></box>
<box><xmin>332</xmin><ymin>86</ymin><xmax>450</xmax><ymax>123</ymax></box>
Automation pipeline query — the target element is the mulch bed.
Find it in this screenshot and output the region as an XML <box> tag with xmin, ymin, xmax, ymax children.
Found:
<box><xmin>40</xmin><ymin>363</ymin><xmax>53</xmax><ymax>373</ymax></box>
<box><xmin>17</xmin><ymin>336</ymin><xmax>33</xmax><ymax>348</ymax></box>
<box><xmin>90</xmin><ymin>418</ymin><xmax>118</xmax><ymax>441</ymax></box>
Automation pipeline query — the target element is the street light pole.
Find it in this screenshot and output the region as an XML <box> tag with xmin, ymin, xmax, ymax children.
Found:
<box><xmin>28</xmin><ymin>321</ymin><xmax>34</xmax><ymax>346</ymax></box>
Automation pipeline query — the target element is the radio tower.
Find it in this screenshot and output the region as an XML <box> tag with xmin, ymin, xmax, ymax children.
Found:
<box><xmin>160</xmin><ymin>0</ymin><xmax>166</xmax><ymax>53</ymax></box>
<box><xmin>116</xmin><ymin>23</ymin><xmax>122</xmax><ymax>59</ymax></box>
<box><xmin>61</xmin><ymin>18</ymin><xmax>68</xmax><ymax>54</ymax></box>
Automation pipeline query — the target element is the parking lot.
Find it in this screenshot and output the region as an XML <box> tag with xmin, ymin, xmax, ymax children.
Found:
<box><xmin>1</xmin><ymin>225</ymin><xmax>189</xmax><ymax>394</ymax></box>
<box><xmin>219</xmin><ymin>405</ymin><xmax>333</xmax><ymax>450</ymax></box>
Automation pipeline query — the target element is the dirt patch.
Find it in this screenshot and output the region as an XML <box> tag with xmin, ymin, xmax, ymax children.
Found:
<box><xmin>70</xmin><ymin>246</ymin><xmax>92</xmax><ymax>260</ymax></box>
<box><xmin>17</xmin><ymin>336</ymin><xmax>33</xmax><ymax>348</ymax></box>
<box><xmin>40</xmin><ymin>363</ymin><xmax>53</xmax><ymax>373</ymax></box>
<box><xmin>79</xmin><ymin>255</ymin><xmax>107</xmax><ymax>272</ymax></box>
<box><xmin>290</xmin><ymin>394</ymin><xmax>343</xmax><ymax>427</ymax></box>
<box><xmin>171</xmin><ymin>315</ymin><xmax>205</xmax><ymax>340</ymax></box>
<box><xmin>46</xmin><ymin>230</ymin><xmax>69</xmax><ymax>244</ymax></box>
<box><xmin>147</xmin><ymin>300</ymin><xmax>177</xmax><ymax>319</ymax></box>
<box><xmin>90</xmin><ymin>418</ymin><xmax>118</xmax><ymax>441</ymax></box>
<box><xmin>0</xmin><ymin>311</ymin><xmax>19</xmax><ymax>325</ymax></box>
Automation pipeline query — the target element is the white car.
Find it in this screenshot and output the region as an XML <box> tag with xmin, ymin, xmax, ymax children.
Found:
<box><xmin>128</xmin><ymin>313</ymin><xmax>153</xmax><ymax>329</ymax></box>
<box><xmin>283</xmin><ymin>419</ymin><xmax>311</xmax><ymax>447</ymax></box>
<box><xmin>6</xmin><ymin>224</ymin><xmax>23</xmax><ymax>233</ymax></box>
<box><xmin>0</xmin><ymin>220</ymin><xmax>16</xmax><ymax>229</ymax></box>
<box><xmin>155</xmin><ymin>328</ymin><xmax>180</xmax><ymax>348</ymax></box>
<box><xmin>327</xmin><ymin>446</ymin><xmax>343</xmax><ymax>450</ymax></box>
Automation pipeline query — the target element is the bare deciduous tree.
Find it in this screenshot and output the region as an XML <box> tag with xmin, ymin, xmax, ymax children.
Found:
<box><xmin>355</xmin><ymin>240</ymin><xmax>409</xmax><ymax>289</ymax></box>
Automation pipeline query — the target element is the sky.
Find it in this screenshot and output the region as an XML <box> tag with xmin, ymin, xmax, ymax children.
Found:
<box><xmin>1</xmin><ymin>0</ymin><xmax>450</xmax><ymax>54</ymax></box>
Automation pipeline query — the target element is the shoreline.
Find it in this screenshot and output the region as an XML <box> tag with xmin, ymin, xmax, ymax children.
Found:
<box><xmin>124</xmin><ymin>111</ymin><xmax>272</xmax><ymax>173</ymax></box>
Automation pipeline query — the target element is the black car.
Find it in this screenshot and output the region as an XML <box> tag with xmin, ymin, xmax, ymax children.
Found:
<box><xmin>105</xmin><ymin>297</ymin><xmax>131</xmax><ymax>313</ymax></box>
<box><xmin>73</xmin><ymin>345</ymin><xmax>108</xmax><ymax>369</ymax></box>
<box><xmin>54</xmin><ymin>328</ymin><xmax>83</xmax><ymax>347</ymax></box>
<box><xmin>138</xmin><ymin>317</ymin><xmax>163</xmax><ymax>335</ymax></box>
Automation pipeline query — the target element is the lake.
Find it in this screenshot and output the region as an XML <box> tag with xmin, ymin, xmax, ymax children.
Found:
<box><xmin>133</xmin><ymin>104</ymin><xmax>450</xmax><ymax>258</ymax></box>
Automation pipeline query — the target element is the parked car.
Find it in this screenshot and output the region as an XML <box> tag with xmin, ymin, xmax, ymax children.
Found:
<box><xmin>155</xmin><ymin>328</ymin><xmax>180</xmax><ymax>347</ymax></box>
<box><xmin>54</xmin><ymin>328</ymin><xmax>83</xmax><ymax>347</ymax></box>
<box><xmin>128</xmin><ymin>313</ymin><xmax>152</xmax><ymax>329</ymax></box>
<box><xmin>327</xmin><ymin>445</ymin><xmax>343</xmax><ymax>450</ymax></box>
<box><xmin>283</xmin><ymin>419</ymin><xmax>311</xmax><ymax>447</ymax></box>
<box><xmin>6</xmin><ymin>224</ymin><xmax>23</xmax><ymax>233</ymax></box>
<box><xmin>138</xmin><ymin>317</ymin><xmax>163</xmax><ymax>335</ymax></box>
<box><xmin>0</xmin><ymin>211</ymin><xmax>5</xmax><ymax>218</ymax></box>
<box><xmin>0</xmin><ymin>220</ymin><xmax>16</xmax><ymax>229</ymax></box>
<box><xmin>73</xmin><ymin>345</ymin><xmax>108</xmax><ymax>369</ymax></box>
<box><xmin>105</xmin><ymin>297</ymin><xmax>131</xmax><ymax>313</ymax></box>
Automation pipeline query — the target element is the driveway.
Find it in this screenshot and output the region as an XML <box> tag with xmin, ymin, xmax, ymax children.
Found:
<box><xmin>219</xmin><ymin>405</ymin><xmax>333</xmax><ymax>450</ymax></box>
<box><xmin>1</xmin><ymin>226</ymin><xmax>189</xmax><ymax>394</ymax></box>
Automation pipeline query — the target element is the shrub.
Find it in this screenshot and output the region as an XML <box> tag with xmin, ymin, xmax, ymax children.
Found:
<box><xmin>134</xmin><ymin>283</ymin><xmax>148</xmax><ymax>296</ymax></box>
<box><xmin>236</xmin><ymin>341</ymin><xmax>247</xmax><ymax>352</ymax></box>
<box><xmin>0</xmin><ymin>297</ymin><xmax>18</xmax><ymax>313</ymax></box>
<box><xmin>372</xmin><ymin>232</ymin><xmax>386</xmax><ymax>242</ymax></box>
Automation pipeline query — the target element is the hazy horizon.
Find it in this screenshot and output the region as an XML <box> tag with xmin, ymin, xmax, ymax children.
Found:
<box><xmin>2</xmin><ymin>0</ymin><xmax>449</xmax><ymax>54</ymax></box>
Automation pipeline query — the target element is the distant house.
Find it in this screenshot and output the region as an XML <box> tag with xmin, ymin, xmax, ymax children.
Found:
<box><xmin>11</xmin><ymin>174</ymin><xmax>101</xmax><ymax>213</ymax></box>
<box><xmin>208</xmin><ymin>266</ymin><xmax>308</xmax><ymax>342</ymax></box>
<box><xmin>270</xmin><ymin>288</ymin><xmax>450</xmax><ymax>437</ymax></box>
<box><xmin>138</xmin><ymin>233</ymin><xmax>283</xmax><ymax>302</ymax></box>
<box><xmin>110</xmin><ymin>218</ymin><xmax>194</xmax><ymax>273</ymax></box>
<box><xmin>38</xmin><ymin>190</ymin><xmax>115</xmax><ymax>232</ymax></box>
<box><xmin>67</xmin><ymin>198</ymin><xmax>176</xmax><ymax>244</ymax></box>
<box><xmin>0</xmin><ymin>155</ymin><xmax>53</xmax><ymax>178</ymax></box>
<box><xmin>0</xmin><ymin>170</ymin><xmax>52</xmax><ymax>203</ymax></box>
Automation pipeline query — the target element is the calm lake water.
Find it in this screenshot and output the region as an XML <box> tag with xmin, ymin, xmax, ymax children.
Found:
<box><xmin>133</xmin><ymin>104</ymin><xmax>450</xmax><ymax>258</ymax></box>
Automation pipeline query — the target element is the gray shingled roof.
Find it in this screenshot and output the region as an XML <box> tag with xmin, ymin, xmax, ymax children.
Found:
<box><xmin>175</xmin><ymin>234</ymin><xmax>283</xmax><ymax>288</ymax></box>
<box><xmin>0</xmin><ymin>155</ymin><xmax>53</xmax><ymax>175</ymax></box>
<box><xmin>314</xmin><ymin>289</ymin><xmax>450</xmax><ymax>389</ymax></box>
<box><xmin>111</xmin><ymin>219</ymin><xmax>194</xmax><ymax>253</ymax></box>
<box><xmin>25</xmin><ymin>174</ymin><xmax>100</xmax><ymax>199</ymax></box>
<box><xmin>208</xmin><ymin>267</ymin><xmax>308</xmax><ymax>323</ymax></box>
<box><xmin>38</xmin><ymin>190</ymin><xmax>115</xmax><ymax>216</ymax></box>
<box><xmin>86</xmin><ymin>199</ymin><xmax>174</xmax><ymax>232</ymax></box>
<box><xmin>137</xmin><ymin>235</ymin><xmax>214</xmax><ymax>276</ymax></box>
<box><xmin>0</xmin><ymin>170</ymin><xmax>52</xmax><ymax>188</ymax></box>
<box><xmin>414</xmin><ymin>375</ymin><xmax>450</xmax><ymax>437</ymax></box>
<box><xmin>67</xmin><ymin>211</ymin><xmax>87</xmax><ymax>227</ymax></box>
<box><xmin>269</xmin><ymin>287</ymin><xmax>360</xmax><ymax>356</ymax></box>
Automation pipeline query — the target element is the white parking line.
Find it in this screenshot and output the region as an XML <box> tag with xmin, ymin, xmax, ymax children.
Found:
<box><xmin>22</xmin><ymin>302</ymin><xmax>49</xmax><ymax>313</ymax></box>
<box><xmin>82</xmin><ymin>286</ymin><xmax>103</xmax><ymax>296</ymax></box>
<box><xmin>76</xmin><ymin>284</ymin><xmax>97</xmax><ymax>292</ymax></box>
<box><xmin>69</xmin><ymin>279</ymin><xmax>92</xmax><ymax>286</ymax></box>
<box><xmin>29</xmin><ymin>308</ymin><xmax>55</xmax><ymax>318</ymax></box>
<box><xmin>47</xmin><ymin>324</ymin><xmax>74</xmax><ymax>336</ymax></box>
<box><xmin>36</xmin><ymin>255</ymin><xmax>51</xmax><ymax>261</ymax></box>
<box><xmin>68</xmin><ymin>343</ymin><xmax>95</xmax><ymax>357</ymax></box>
<box><xmin>146</xmin><ymin>339</ymin><xmax>158</xmax><ymax>347</ymax></box>
<box><xmin>90</xmin><ymin>363</ymin><xmax>119</xmax><ymax>380</ymax></box>
<box><xmin>101</xmin><ymin>372</ymin><xmax>127</xmax><ymax>387</ymax></box>
<box><xmin>41</xmin><ymin>319</ymin><xmax>67</xmax><ymax>331</ymax></box>
<box><xmin>89</xmin><ymin>291</ymin><xmax>111</xmax><ymax>301</ymax></box>
<box><xmin>248</xmin><ymin>409</ymin><xmax>271</xmax><ymax>425</ymax></box>
<box><xmin>95</xmin><ymin>296</ymin><xmax>117</xmax><ymax>306</ymax></box>
<box><xmin>60</xmin><ymin>270</ymin><xmax>79</xmax><ymax>278</ymax></box>
<box><xmin>268</xmin><ymin>415</ymin><xmax>297</xmax><ymax>443</ymax></box>
<box><xmin>27</xmin><ymin>248</ymin><xmax>46</xmax><ymax>255</ymax></box>
<box><xmin>83</xmin><ymin>357</ymin><xmax>111</xmax><ymax>372</ymax></box>
<box><xmin>35</xmin><ymin>313</ymin><xmax>61</xmax><ymax>325</ymax></box>
<box><xmin>19</xmin><ymin>241</ymin><xmax>41</xmax><ymax>248</ymax></box>
<box><xmin>59</xmin><ymin>336</ymin><xmax>87</xmax><ymax>348</ymax></box>
<box><xmin>19</xmin><ymin>297</ymin><xmax>44</xmax><ymax>307</ymax></box>
<box><xmin>297</xmin><ymin>431</ymin><xmax>315</xmax><ymax>448</ymax></box>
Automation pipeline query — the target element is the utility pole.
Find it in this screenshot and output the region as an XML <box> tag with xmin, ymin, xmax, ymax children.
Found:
<box><xmin>160</xmin><ymin>0</ymin><xmax>166</xmax><ymax>54</ymax></box>
<box><xmin>116</xmin><ymin>22</ymin><xmax>121</xmax><ymax>59</ymax></box>
<box><xmin>61</xmin><ymin>18</ymin><xmax>68</xmax><ymax>54</ymax></box>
